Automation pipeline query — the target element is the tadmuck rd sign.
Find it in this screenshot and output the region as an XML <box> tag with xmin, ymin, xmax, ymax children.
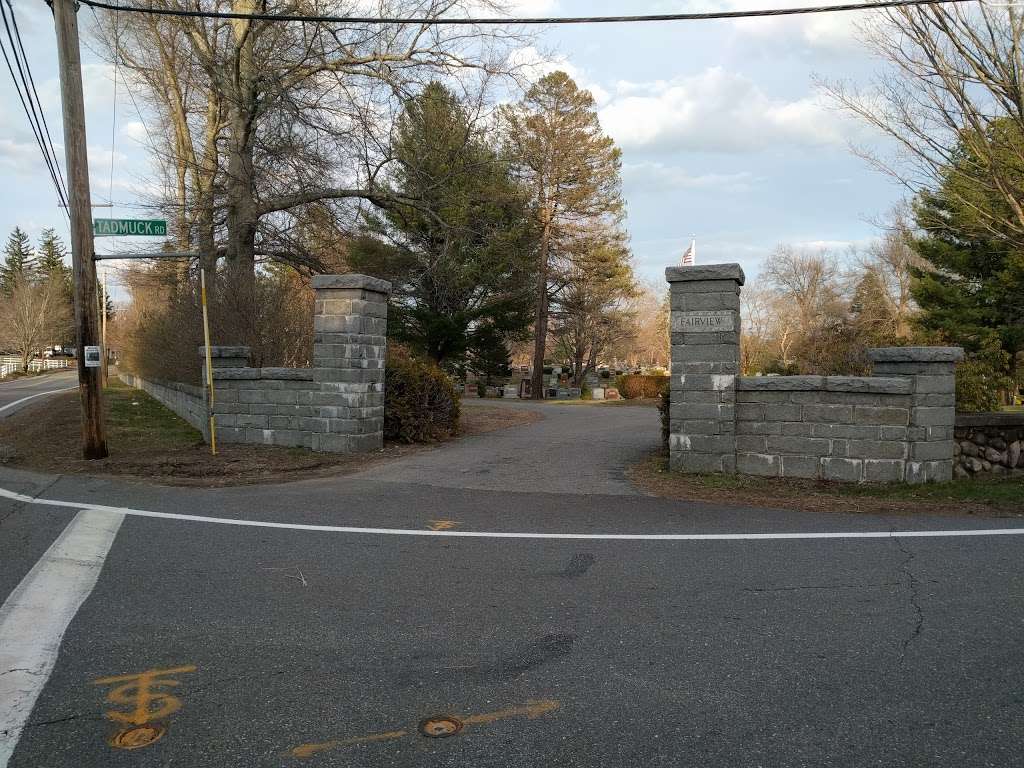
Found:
<box><xmin>93</xmin><ymin>218</ymin><xmax>167</xmax><ymax>237</ymax></box>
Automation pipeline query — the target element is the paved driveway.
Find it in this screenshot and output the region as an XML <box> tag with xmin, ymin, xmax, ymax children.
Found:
<box><xmin>354</xmin><ymin>399</ymin><xmax>661</xmax><ymax>495</ymax></box>
<box><xmin>1</xmin><ymin>398</ymin><xmax>1022</xmax><ymax>767</ymax></box>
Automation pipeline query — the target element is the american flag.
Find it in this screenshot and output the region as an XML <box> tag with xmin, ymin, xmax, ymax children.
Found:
<box><xmin>682</xmin><ymin>239</ymin><xmax>696</xmax><ymax>265</ymax></box>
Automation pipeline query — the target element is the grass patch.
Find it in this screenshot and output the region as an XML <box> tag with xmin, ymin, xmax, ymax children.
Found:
<box><xmin>104</xmin><ymin>378</ymin><xmax>204</xmax><ymax>450</ymax></box>
<box><xmin>628</xmin><ymin>451</ymin><xmax>1024</xmax><ymax>517</ymax></box>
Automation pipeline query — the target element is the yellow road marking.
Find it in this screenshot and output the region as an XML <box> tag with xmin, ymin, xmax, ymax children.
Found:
<box><xmin>427</xmin><ymin>519</ymin><xmax>458</xmax><ymax>531</ymax></box>
<box><xmin>92</xmin><ymin>665</ymin><xmax>196</xmax><ymax>727</ymax></box>
<box><xmin>288</xmin><ymin>698</ymin><xmax>559</xmax><ymax>760</ymax></box>
<box><xmin>462</xmin><ymin>699</ymin><xmax>559</xmax><ymax>725</ymax></box>
<box><xmin>291</xmin><ymin>730</ymin><xmax>408</xmax><ymax>759</ymax></box>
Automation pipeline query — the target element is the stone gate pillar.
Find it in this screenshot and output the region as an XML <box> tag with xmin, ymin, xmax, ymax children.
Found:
<box><xmin>666</xmin><ymin>264</ymin><xmax>745</xmax><ymax>473</ymax></box>
<box><xmin>311</xmin><ymin>274</ymin><xmax>392</xmax><ymax>453</ymax></box>
<box><xmin>868</xmin><ymin>346</ymin><xmax>963</xmax><ymax>483</ymax></box>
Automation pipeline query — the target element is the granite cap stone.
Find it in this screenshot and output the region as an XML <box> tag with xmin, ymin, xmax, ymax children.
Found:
<box><xmin>868</xmin><ymin>346</ymin><xmax>964</xmax><ymax>363</ymax></box>
<box><xmin>312</xmin><ymin>273</ymin><xmax>392</xmax><ymax>294</ymax></box>
<box><xmin>666</xmin><ymin>263</ymin><xmax>745</xmax><ymax>285</ymax></box>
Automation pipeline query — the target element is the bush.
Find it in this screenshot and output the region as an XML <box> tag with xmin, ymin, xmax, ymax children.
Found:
<box><xmin>385</xmin><ymin>351</ymin><xmax>461</xmax><ymax>442</ymax></box>
<box><xmin>956</xmin><ymin>356</ymin><xmax>1016</xmax><ymax>412</ymax></box>
<box><xmin>614</xmin><ymin>374</ymin><xmax>670</xmax><ymax>399</ymax></box>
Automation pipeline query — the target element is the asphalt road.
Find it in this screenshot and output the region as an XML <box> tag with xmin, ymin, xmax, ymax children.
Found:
<box><xmin>0</xmin><ymin>371</ymin><xmax>77</xmax><ymax>418</ymax></box>
<box><xmin>1</xmin><ymin>400</ymin><xmax>1022</xmax><ymax>767</ymax></box>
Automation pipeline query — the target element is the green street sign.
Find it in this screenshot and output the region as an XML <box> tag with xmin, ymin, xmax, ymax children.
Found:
<box><xmin>93</xmin><ymin>218</ymin><xmax>167</xmax><ymax>237</ymax></box>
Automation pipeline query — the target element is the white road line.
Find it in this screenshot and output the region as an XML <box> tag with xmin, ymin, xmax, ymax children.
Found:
<box><xmin>0</xmin><ymin>485</ymin><xmax>1022</xmax><ymax>541</ymax></box>
<box><xmin>0</xmin><ymin>387</ymin><xmax>76</xmax><ymax>416</ymax></box>
<box><xmin>0</xmin><ymin>509</ymin><xmax>124</xmax><ymax>767</ymax></box>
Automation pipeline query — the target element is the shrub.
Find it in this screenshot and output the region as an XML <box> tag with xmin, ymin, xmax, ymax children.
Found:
<box><xmin>956</xmin><ymin>356</ymin><xmax>1016</xmax><ymax>412</ymax></box>
<box><xmin>385</xmin><ymin>351</ymin><xmax>461</xmax><ymax>442</ymax></box>
<box><xmin>615</xmin><ymin>374</ymin><xmax>670</xmax><ymax>399</ymax></box>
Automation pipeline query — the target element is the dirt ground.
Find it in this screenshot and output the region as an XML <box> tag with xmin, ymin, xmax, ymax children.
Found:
<box><xmin>0</xmin><ymin>384</ymin><xmax>542</xmax><ymax>487</ymax></box>
<box><xmin>628</xmin><ymin>451</ymin><xmax>1024</xmax><ymax>518</ymax></box>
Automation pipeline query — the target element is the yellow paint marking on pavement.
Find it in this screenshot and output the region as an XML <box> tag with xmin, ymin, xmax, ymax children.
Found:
<box><xmin>291</xmin><ymin>730</ymin><xmax>408</xmax><ymax>758</ymax></box>
<box><xmin>428</xmin><ymin>519</ymin><xmax>459</xmax><ymax>531</ymax></box>
<box><xmin>92</xmin><ymin>666</ymin><xmax>196</xmax><ymax>727</ymax></box>
<box><xmin>462</xmin><ymin>699</ymin><xmax>560</xmax><ymax>725</ymax></box>
<box><xmin>288</xmin><ymin>698</ymin><xmax>559</xmax><ymax>760</ymax></box>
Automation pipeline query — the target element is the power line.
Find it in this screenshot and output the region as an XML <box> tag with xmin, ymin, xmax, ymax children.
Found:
<box><xmin>4</xmin><ymin>0</ymin><xmax>68</xmax><ymax>203</ymax></box>
<box><xmin>76</xmin><ymin>0</ymin><xmax>976</xmax><ymax>25</ymax></box>
<box><xmin>0</xmin><ymin>0</ymin><xmax>69</xmax><ymax>215</ymax></box>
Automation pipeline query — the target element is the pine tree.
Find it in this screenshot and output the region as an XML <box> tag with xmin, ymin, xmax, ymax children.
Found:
<box><xmin>348</xmin><ymin>81</ymin><xmax>537</xmax><ymax>369</ymax></box>
<box><xmin>501</xmin><ymin>71</ymin><xmax>625</xmax><ymax>398</ymax></box>
<box><xmin>36</xmin><ymin>228</ymin><xmax>73</xmax><ymax>296</ymax></box>
<box><xmin>910</xmin><ymin>118</ymin><xmax>1024</xmax><ymax>376</ymax></box>
<box><xmin>1</xmin><ymin>227</ymin><xmax>36</xmax><ymax>294</ymax></box>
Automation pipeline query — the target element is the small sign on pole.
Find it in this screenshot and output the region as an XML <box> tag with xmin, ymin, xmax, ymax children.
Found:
<box><xmin>84</xmin><ymin>345</ymin><xmax>101</xmax><ymax>368</ymax></box>
<box><xmin>93</xmin><ymin>218</ymin><xmax>167</xmax><ymax>237</ymax></box>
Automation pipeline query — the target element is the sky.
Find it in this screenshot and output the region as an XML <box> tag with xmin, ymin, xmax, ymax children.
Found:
<box><xmin>0</xmin><ymin>0</ymin><xmax>904</xmax><ymax>292</ymax></box>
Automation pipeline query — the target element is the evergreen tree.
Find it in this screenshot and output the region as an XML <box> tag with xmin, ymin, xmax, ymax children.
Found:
<box><xmin>910</xmin><ymin>118</ymin><xmax>1024</xmax><ymax>377</ymax></box>
<box><xmin>348</xmin><ymin>82</ymin><xmax>537</xmax><ymax>370</ymax></box>
<box><xmin>36</xmin><ymin>228</ymin><xmax>73</xmax><ymax>296</ymax></box>
<box><xmin>1</xmin><ymin>227</ymin><xmax>36</xmax><ymax>294</ymax></box>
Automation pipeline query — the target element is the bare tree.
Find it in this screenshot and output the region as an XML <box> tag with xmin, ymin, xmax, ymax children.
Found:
<box><xmin>93</xmin><ymin>1</ymin><xmax>528</xmax><ymax>344</ymax></box>
<box><xmin>761</xmin><ymin>245</ymin><xmax>841</xmax><ymax>337</ymax></box>
<box><xmin>740</xmin><ymin>285</ymin><xmax>774</xmax><ymax>374</ymax></box>
<box><xmin>821</xmin><ymin>6</ymin><xmax>1024</xmax><ymax>246</ymax></box>
<box><xmin>0</xmin><ymin>276</ymin><xmax>72</xmax><ymax>372</ymax></box>
<box><xmin>850</xmin><ymin>209</ymin><xmax>924</xmax><ymax>339</ymax></box>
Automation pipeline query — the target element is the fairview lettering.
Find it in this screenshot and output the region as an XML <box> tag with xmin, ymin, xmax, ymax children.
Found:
<box><xmin>671</xmin><ymin>310</ymin><xmax>735</xmax><ymax>333</ymax></box>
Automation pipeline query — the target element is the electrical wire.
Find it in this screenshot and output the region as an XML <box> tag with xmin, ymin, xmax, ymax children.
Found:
<box><xmin>4</xmin><ymin>0</ymin><xmax>68</xmax><ymax>203</ymax></box>
<box><xmin>76</xmin><ymin>0</ymin><xmax>977</xmax><ymax>25</ymax></box>
<box><xmin>0</xmin><ymin>0</ymin><xmax>69</xmax><ymax>215</ymax></box>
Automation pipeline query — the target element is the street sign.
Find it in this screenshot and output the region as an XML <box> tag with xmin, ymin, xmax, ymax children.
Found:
<box><xmin>93</xmin><ymin>218</ymin><xmax>167</xmax><ymax>237</ymax></box>
<box><xmin>84</xmin><ymin>345</ymin><xmax>101</xmax><ymax>367</ymax></box>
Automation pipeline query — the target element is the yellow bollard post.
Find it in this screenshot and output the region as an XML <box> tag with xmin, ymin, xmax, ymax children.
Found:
<box><xmin>200</xmin><ymin>268</ymin><xmax>217</xmax><ymax>456</ymax></box>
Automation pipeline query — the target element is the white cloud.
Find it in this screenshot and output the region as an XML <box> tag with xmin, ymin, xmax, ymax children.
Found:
<box><xmin>120</xmin><ymin>121</ymin><xmax>149</xmax><ymax>142</ymax></box>
<box><xmin>506</xmin><ymin>46</ymin><xmax>609</xmax><ymax>103</ymax></box>
<box><xmin>623</xmin><ymin>161</ymin><xmax>761</xmax><ymax>193</ymax></box>
<box><xmin>667</xmin><ymin>0</ymin><xmax>874</xmax><ymax>54</ymax></box>
<box><xmin>37</xmin><ymin>63</ymin><xmax>118</xmax><ymax>115</ymax></box>
<box><xmin>598</xmin><ymin>67</ymin><xmax>860</xmax><ymax>153</ymax></box>
<box><xmin>0</xmin><ymin>138</ymin><xmax>48</xmax><ymax>176</ymax></box>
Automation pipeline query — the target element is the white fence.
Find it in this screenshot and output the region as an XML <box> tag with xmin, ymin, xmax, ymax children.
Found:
<box><xmin>0</xmin><ymin>356</ymin><xmax>72</xmax><ymax>379</ymax></box>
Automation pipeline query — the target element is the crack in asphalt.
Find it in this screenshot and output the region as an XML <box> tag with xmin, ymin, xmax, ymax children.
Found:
<box><xmin>895</xmin><ymin>536</ymin><xmax>924</xmax><ymax>663</ymax></box>
<box><xmin>24</xmin><ymin>713</ymin><xmax>102</xmax><ymax>729</ymax></box>
<box><xmin>0</xmin><ymin>474</ymin><xmax>63</xmax><ymax>527</ymax></box>
<box><xmin>742</xmin><ymin>582</ymin><xmax>901</xmax><ymax>593</ymax></box>
<box><xmin>0</xmin><ymin>668</ymin><xmax>42</xmax><ymax>676</ymax></box>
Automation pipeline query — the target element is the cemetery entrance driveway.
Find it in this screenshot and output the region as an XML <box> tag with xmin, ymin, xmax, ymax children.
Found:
<box><xmin>352</xmin><ymin>399</ymin><xmax>663</xmax><ymax>495</ymax></box>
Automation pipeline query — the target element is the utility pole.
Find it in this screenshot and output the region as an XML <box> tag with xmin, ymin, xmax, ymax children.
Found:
<box><xmin>53</xmin><ymin>0</ymin><xmax>107</xmax><ymax>459</ymax></box>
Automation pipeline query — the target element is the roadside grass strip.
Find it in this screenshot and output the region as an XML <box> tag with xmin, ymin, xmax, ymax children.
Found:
<box><xmin>3</xmin><ymin>485</ymin><xmax>1024</xmax><ymax>541</ymax></box>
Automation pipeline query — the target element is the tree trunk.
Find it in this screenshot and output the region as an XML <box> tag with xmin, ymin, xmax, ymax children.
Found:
<box><xmin>530</xmin><ymin>215</ymin><xmax>551</xmax><ymax>400</ymax></box>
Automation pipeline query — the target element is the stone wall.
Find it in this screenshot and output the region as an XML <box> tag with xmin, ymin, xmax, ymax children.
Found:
<box><xmin>667</xmin><ymin>263</ymin><xmax>963</xmax><ymax>484</ymax></box>
<box><xmin>954</xmin><ymin>413</ymin><xmax>1024</xmax><ymax>478</ymax></box>
<box><xmin>125</xmin><ymin>274</ymin><xmax>391</xmax><ymax>454</ymax></box>
<box><xmin>735</xmin><ymin>376</ymin><xmax>915</xmax><ymax>482</ymax></box>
